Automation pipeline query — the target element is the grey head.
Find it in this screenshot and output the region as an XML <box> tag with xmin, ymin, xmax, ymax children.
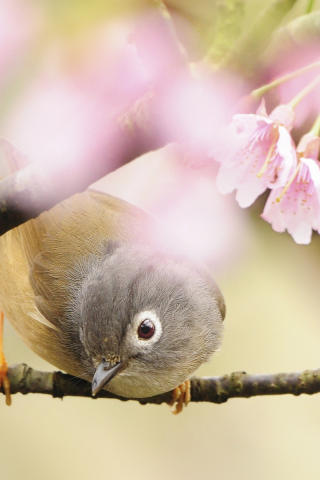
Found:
<box><xmin>70</xmin><ymin>242</ymin><xmax>225</xmax><ymax>398</ymax></box>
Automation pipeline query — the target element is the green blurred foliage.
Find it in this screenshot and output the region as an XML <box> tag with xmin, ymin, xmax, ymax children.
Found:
<box><xmin>205</xmin><ymin>0</ymin><xmax>245</xmax><ymax>64</ymax></box>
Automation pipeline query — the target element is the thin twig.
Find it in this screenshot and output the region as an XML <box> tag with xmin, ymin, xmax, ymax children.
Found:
<box><xmin>0</xmin><ymin>7</ymin><xmax>188</xmax><ymax>238</ymax></box>
<box><xmin>0</xmin><ymin>108</ymin><xmax>163</xmax><ymax>237</ymax></box>
<box><xmin>2</xmin><ymin>364</ymin><xmax>320</xmax><ymax>406</ymax></box>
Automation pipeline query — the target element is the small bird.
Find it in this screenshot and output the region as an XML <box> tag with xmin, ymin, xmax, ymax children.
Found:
<box><xmin>0</xmin><ymin>140</ymin><xmax>225</xmax><ymax>409</ymax></box>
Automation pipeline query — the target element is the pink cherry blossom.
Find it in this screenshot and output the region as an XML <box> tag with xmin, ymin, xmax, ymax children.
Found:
<box><xmin>261</xmin><ymin>133</ymin><xmax>320</xmax><ymax>244</ymax></box>
<box><xmin>214</xmin><ymin>101</ymin><xmax>297</xmax><ymax>208</ymax></box>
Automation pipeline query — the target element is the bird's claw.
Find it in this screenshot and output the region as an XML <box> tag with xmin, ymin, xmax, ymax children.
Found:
<box><xmin>0</xmin><ymin>362</ymin><xmax>11</xmax><ymax>406</ymax></box>
<box><xmin>0</xmin><ymin>311</ymin><xmax>11</xmax><ymax>406</ymax></box>
<box><xmin>167</xmin><ymin>379</ymin><xmax>191</xmax><ymax>414</ymax></box>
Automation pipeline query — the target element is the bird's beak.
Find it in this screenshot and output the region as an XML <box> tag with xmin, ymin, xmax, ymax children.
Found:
<box><xmin>92</xmin><ymin>359</ymin><xmax>126</xmax><ymax>396</ymax></box>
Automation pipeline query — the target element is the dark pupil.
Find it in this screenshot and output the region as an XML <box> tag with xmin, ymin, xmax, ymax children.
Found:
<box><xmin>138</xmin><ymin>319</ymin><xmax>155</xmax><ymax>339</ymax></box>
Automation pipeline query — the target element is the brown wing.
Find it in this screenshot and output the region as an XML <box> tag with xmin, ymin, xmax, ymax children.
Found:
<box><xmin>0</xmin><ymin>188</ymin><xmax>160</xmax><ymax>374</ymax></box>
<box><xmin>19</xmin><ymin>190</ymin><xmax>159</xmax><ymax>329</ymax></box>
<box><xmin>0</xmin><ymin>140</ymin><xmax>160</xmax><ymax>370</ymax></box>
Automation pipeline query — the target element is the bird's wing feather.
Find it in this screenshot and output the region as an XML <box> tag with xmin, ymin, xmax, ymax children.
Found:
<box><xmin>18</xmin><ymin>191</ymin><xmax>158</xmax><ymax>329</ymax></box>
<box><xmin>0</xmin><ymin>138</ymin><xmax>159</xmax><ymax>330</ymax></box>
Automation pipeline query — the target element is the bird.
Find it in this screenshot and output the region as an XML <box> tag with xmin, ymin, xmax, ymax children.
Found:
<box><xmin>0</xmin><ymin>139</ymin><xmax>225</xmax><ymax>411</ymax></box>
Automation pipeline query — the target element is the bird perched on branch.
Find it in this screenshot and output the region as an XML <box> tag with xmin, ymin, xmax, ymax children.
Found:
<box><xmin>0</xmin><ymin>139</ymin><xmax>225</xmax><ymax>412</ymax></box>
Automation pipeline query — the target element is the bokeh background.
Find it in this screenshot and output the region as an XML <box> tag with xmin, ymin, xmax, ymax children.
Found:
<box><xmin>2</xmin><ymin>1</ymin><xmax>320</xmax><ymax>479</ymax></box>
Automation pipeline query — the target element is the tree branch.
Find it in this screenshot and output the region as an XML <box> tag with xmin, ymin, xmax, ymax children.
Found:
<box><xmin>0</xmin><ymin>9</ymin><xmax>191</xmax><ymax>238</ymax></box>
<box><xmin>0</xmin><ymin>112</ymin><xmax>164</xmax><ymax>237</ymax></box>
<box><xmin>3</xmin><ymin>364</ymin><xmax>320</xmax><ymax>405</ymax></box>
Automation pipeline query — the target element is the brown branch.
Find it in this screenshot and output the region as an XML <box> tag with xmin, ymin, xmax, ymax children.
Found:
<box><xmin>0</xmin><ymin>9</ymin><xmax>188</xmax><ymax>237</ymax></box>
<box><xmin>0</xmin><ymin>112</ymin><xmax>164</xmax><ymax>237</ymax></box>
<box><xmin>3</xmin><ymin>364</ymin><xmax>320</xmax><ymax>405</ymax></box>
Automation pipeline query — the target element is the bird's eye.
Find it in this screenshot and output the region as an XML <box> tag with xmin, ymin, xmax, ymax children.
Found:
<box><xmin>138</xmin><ymin>319</ymin><xmax>155</xmax><ymax>340</ymax></box>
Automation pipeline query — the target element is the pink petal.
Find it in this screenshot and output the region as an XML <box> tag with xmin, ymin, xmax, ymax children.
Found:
<box><xmin>262</xmin><ymin>158</ymin><xmax>320</xmax><ymax>244</ymax></box>
<box><xmin>216</xmin><ymin>128</ymin><xmax>270</xmax><ymax>200</ymax></box>
<box><xmin>236</xmin><ymin>179</ymin><xmax>267</xmax><ymax>208</ymax></box>
<box><xmin>269</xmin><ymin>104</ymin><xmax>295</xmax><ymax>131</ymax></box>
<box><xmin>216</xmin><ymin>162</ymin><xmax>244</xmax><ymax>194</ymax></box>
<box><xmin>297</xmin><ymin>133</ymin><xmax>320</xmax><ymax>161</ymax></box>
<box><xmin>215</xmin><ymin>107</ymin><xmax>296</xmax><ymax>208</ymax></box>
<box><xmin>261</xmin><ymin>190</ymin><xmax>286</xmax><ymax>232</ymax></box>
<box><xmin>211</xmin><ymin>113</ymin><xmax>269</xmax><ymax>165</ymax></box>
<box><xmin>256</xmin><ymin>98</ymin><xmax>268</xmax><ymax>117</ymax></box>
<box><xmin>269</xmin><ymin>125</ymin><xmax>297</xmax><ymax>188</ymax></box>
<box><xmin>289</xmin><ymin>221</ymin><xmax>313</xmax><ymax>244</ymax></box>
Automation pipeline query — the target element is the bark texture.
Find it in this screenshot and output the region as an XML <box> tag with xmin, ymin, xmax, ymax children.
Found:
<box><xmin>3</xmin><ymin>364</ymin><xmax>320</xmax><ymax>405</ymax></box>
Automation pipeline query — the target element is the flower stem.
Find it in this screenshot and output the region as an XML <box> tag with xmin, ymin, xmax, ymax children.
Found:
<box><xmin>305</xmin><ymin>0</ymin><xmax>316</xmax><ymax>13</ymax></box>
<box><xmin>257</xmin><ymin>134</ymin><xmax>278</xmax><ymax>178</ymax></box>
<box><xmin>310</xmin><ymin>114</ymin><xmax>320</xmax><ymax>136</ymax></box>
<box><xmin>251</xmin><ymin>59</ymin><xmax>320</xmax><ymax>99</ymax></box>
<box><xmin>288</xmin><ymin>73</ymin><xmax>320</xmax><ymax>108</ymax></box>
<box><xmin>276</xmin><ymin>163</ymin><xmax>301</xmax><ymax>202</ymax></box>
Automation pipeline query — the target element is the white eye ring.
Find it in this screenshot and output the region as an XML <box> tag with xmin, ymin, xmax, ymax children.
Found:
<box><xmin>132</xmin><ymin>310</ymin><xmax>162</xmax><ymax>345</ymax></box>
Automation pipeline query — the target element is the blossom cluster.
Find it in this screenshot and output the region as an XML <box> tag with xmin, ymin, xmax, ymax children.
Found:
<box><xmin>1</xmin><ymin>1</ymin><xmax>320</xmax><ymax>246</ymax></box>
<box><xmin>213</xmin><ymin>99</ymin><xmax>320</xmax><ymax>244</ymax></box>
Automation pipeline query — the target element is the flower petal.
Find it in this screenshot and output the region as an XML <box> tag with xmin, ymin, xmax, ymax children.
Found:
<box><xmin>297</xmin><ymin>133</ymin><xmax>320</xmax><ymax>161</ymax></box>
<box><xmin>269</xmin><ymin>104</ymin><xmax>295</xmax><ymax>131</ymax></box>
<box><xmin>256</xmin><ymin>98</ymin><xmax>268</xmax><ymax>117</ymax></box>
<box><xmin>262</xmin><ymin>158</ymin><xmax>320</xmax><ymax>244</ymax></box>
<box><xmin>236</xmin><ymin>180</ymin><xmax>267</xmax><ymax>208</ymax></box>
<box><xmin>214</xmin><ymin>106</ymin><xmax>296</xmax><ymax>209</ymax></box>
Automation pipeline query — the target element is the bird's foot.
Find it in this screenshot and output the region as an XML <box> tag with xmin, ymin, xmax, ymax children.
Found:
<box><xmin>167</xmin><ymin>379</ymin><xmax>191</xmax><ymax>415</ymax></box>
<box><xmin>0</xmin><ymin>311</ymin><xmax>11</xmax><ymax>406</ymax></box>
